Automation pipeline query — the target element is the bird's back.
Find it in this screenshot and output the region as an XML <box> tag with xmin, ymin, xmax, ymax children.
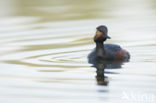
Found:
<box><xmin>88</xmin><ymin>43</ymin><xmax>130</xmax><ymax>63</ymax></box>
<box><xmin>104</xmin><ymin>44</ymin><xmax>121</xmax><ymax>55</ymax></box>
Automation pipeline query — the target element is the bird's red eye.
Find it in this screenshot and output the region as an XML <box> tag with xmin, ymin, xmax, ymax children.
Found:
<box><xmin>100</xmin><ymin>33</ymin><xmax>104</xmax><ymax>36</ymax></box>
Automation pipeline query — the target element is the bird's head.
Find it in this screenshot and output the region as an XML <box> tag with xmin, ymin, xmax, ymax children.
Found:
<box><xmin>94</xmin><ymin>25</ymin><xmax>111</xmax><ymax>42</ymax></box>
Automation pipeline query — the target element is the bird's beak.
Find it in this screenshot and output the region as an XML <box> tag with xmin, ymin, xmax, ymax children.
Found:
<box><xmin>106</xmin><ymin>35</ymin><xmax>111</xmax><ymax>39</ymax></box>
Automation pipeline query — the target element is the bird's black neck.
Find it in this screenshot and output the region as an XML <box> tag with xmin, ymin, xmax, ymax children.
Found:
<box><xmin>95</xmin><ymin>42</ymin><xmax>105</xmax><ymax>58</ymax></box>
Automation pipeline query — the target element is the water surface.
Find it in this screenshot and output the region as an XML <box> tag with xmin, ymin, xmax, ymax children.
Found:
<box><xmin>0</xmin><ymin>0</ymin><xmax>156</xmax><ymax>103</ymax></box>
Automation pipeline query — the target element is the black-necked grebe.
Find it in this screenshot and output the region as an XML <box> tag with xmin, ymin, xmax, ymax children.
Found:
<box><xmin>88</xmin><ymin>25</ymin><xmax>130</xmax><ymax>62</ymax></box>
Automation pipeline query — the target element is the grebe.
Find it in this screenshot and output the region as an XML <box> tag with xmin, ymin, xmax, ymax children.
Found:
<box><xmin>88</xmin><ymin>25</ymin><xmax>130</xmax><ymax>62</ymax></box>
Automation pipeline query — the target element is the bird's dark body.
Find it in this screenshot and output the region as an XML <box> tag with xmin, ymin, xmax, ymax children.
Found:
<box><xmin>88</xmin><ymin>43</ymin><xmax>130</xmax><ymax>63</ymax></box>
<box><xmin>88</xmin><ymin>25</ymin><xmax>130</xmax><ymax>63</ymax></box>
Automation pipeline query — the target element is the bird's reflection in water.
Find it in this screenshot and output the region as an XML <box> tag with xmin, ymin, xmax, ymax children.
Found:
<box><xmin>90</xmin><ymin>59</ymin><xmax>126</xmax><ymax>86</ymax></box>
